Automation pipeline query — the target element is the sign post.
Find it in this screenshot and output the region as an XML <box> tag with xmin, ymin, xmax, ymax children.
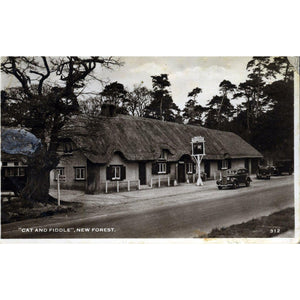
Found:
<box><xmin>191</xmin><ymin>136</ymin><xmax>206</xmax><ymax>186</ymax></box>
<box><xmin>57</xmin><ymin>170</ymin><xmax>61</xmax><ymax>206</ymax></box>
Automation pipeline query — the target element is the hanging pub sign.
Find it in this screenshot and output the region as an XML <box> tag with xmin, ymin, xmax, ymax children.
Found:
<box><xmin>192</xmin><ymin>136</ymin><xmax>205</xmax><ymax>155</ymax></box>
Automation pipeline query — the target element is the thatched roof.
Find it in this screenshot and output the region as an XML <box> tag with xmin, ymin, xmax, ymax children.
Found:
<box><xmin>62</xmin><ymin>114</ymin><xmax>263</xmax><ymax>163</ymax></box>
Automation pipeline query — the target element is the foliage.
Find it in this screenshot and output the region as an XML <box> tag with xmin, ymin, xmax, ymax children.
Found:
<box><xmin>1</xmin><ymin>56</ymin><xmax>122</xmax><ymax>202</ymax></box>
<box><xmin>100</xmin><ymin>81</ymin><xmax>128</xmax><ymax>114</ymax></box>
<box><xmin>126</xmin><ymin>84</ymin><xmax>152</xmax><ymax>117</ymax></box>
<box><xmin>183</xmin><ymin>87</ymin><xmax>206</xmax><ymax>125</ymax></box>
<box><xmin>145</xmin><ymin>74</ymin><xmax>180</xmax><ymax>122</ymax></box>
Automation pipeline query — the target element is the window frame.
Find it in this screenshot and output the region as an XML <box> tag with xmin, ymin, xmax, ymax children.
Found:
<box><xmin>63</xmin><ymin>142</ymin><xmax>73</xmax><ymax>155</ymax></box>
<box><xmin>112</xmin><ymin>165</ymin><xmax>121</xmax><ymax>180</ymax></box>
<box><xmin>4</xmin><ymin>167</ymin><xmax>25</xmax><ymax>177</ymax></box>
<box><xmin>159</xmin><ymin>150</ymin><xmax>167</xmax><ymax>161</ymax></box>
<box><xmin>186</xmin><ymin>162</ymin><xmax>193</xmax><ymax>174</ymax></box>
<box><xmin>54</xmin><ymin>167</ymin><xmax>65</xmax><ymax>181</ymax></box>
<box><xmin>158</xmin><ymin>162</ymin><xmax>167</xmax><ymax>174</ymax></box>
<box><xmin>74</xmin><ymin>167</ymin><xmax>86</xmax><ymax>181</ymax></box>
<box><xmin>222</xmin><ymin>159</ymin><xmax>228</xmax><ymax>169</ymax></box>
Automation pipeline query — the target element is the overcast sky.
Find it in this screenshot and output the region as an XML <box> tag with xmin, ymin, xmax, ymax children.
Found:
<box><xmin>88</xmin><ymin>56</ymin><xmax>252</xmax><ymax>109</ymax></box>
<box><xmin>1</xmin><ymin>56</ymin><xmax>252</xmax><ymax>109</ymax></box>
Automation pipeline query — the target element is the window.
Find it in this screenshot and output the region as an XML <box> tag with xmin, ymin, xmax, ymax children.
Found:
<box><xmin>222</xmin><ymin>160</ymin><xmax>228</xmax><ymax>169</ymax></box>
<box><xmin>54</xmin><ymin>167</ymin><xmax>65</xmax><ymax>180</ymax></box>
<box><xmin>112</xmin><ymin>166</ymin><xmax>121</xmax><ymax>180</ymax></box>
<box><xmin>186</xmin><ymin>163</ymin><xmax>193</xmax><ymax>174</ymax></box>
<box><xmin>2</xmin><ymin>162</ymin><xmax>7</xmax><ymax>166</ymax></box>
<box><xmin>14</xmin><ymin>162</ymin><xmax>19</xmax><ymax>166</ymax></box>
<box><xmin>63</xmin><ymin>142</ymin><xmax>73</xmax><ymax>154</ymax></box>
<box><xmin>5</xmin><ymin>168</ymin><xmax>15</xmax><ymax>177</ymax></box>
<box><xmin>75</xmin><ymin>167</ymin><xmax>86</xmax><ymax>180</ymax></box>
<box><xmin>158</xmin><ymin>162</ymin><xmax>167</xmax><ymax>174</ymax></box>
<box><xmin>4</xmin><ymin>167</ymin><xmax>25</xmax><ymax>177</ymax></box>
<box><xmin>19</xmin><ymin>167</ymin><xmax>25</xmax><ymax>176</ymax></box>
<box><xmin>107</xmin><ymin>165</ymin><xmax>126</xmax><ymax>181</ymax></box>
<box><xmin>159</xmin><ymin>150</ymin><xmax>167</xmax><ymax>160</ymax></box>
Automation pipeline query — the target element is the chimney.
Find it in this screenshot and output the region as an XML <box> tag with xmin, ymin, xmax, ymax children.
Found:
<box><xmin>100</xmin><ymin>103</ymin><xmax>117</xmax><ymax>117</ymax></box>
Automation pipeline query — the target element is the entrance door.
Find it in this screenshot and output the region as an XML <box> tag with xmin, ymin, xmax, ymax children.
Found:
<box><xmin>204</xmin><ymin>160</ymin><xmax>210</xmax><ymax>178</ymax></box>
<box><xmin>178</xmin><ymin>162</ymin><xmax>186</xmax><ymax>183</ymax></box>
<box><xmin>138</xmin><ymin>162</ymin><xmax>146</xmax><ymax>185</ymax></box>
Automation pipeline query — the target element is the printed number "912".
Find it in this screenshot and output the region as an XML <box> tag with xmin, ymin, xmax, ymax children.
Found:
<box><xmin>270</xmin><ymin>228</ymin><xmax>280</xmax><ymax>233</ymax></box>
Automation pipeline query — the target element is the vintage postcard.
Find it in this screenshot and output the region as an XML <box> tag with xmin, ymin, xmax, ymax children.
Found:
<box><xmin>0</xmin><ymin>56</ymin><xmax>299</xmax><ymax>242</ymax></box>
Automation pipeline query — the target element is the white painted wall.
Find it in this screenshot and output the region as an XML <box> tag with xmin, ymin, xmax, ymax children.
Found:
<box><xmin>231</xmin><ymin>158</ymin><xmax>245</xmax><ymax>169</ymax></box>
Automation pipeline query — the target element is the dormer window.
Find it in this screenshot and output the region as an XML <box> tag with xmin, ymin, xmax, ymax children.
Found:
<box><xmin>63</xmin><ymin>141</ymin><xmax>73</xmax><ymax>155</ymax></box>
<box><xmin>159</xmin><ymin>149</ymin><xmax>168</xmax><ymax>160</ymax></box>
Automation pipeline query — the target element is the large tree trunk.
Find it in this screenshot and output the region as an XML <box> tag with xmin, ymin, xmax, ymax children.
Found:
<box><xmin>20</xmin><ymin>146</ymin><xmax>59</xmax><ymax>204</ymax></box>
<box><xmin>21</xmin><ymin>167</ymin><xmax>50</xmax><ymax>203</ymax></box>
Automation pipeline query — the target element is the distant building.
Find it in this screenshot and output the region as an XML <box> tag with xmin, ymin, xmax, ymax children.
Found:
<box><xmin>1</xmin><ymin>128</ymin><xmax>40</xmax><ymax>194</ymax></box>
<box><xmin>50</xmin><ymin>108</ymin><xmax>263</xmax><ymax>194</ymax></box>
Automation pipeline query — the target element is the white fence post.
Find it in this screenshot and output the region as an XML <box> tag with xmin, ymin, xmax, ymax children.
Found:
<box><xmin>168</xmin><ymin>176</ymin><xmax>170</xmax><ymax>187</ymax></box>
<box><xmin>158</xmin><ymin>176</ymin><xmax>161</xmax><ymax>188</ymax></box>
<box><xmin>105</xmin><ymin>181</ymin><xmax>108</xmax><ymax>193</ymax></box>
<box><xmin>128</xmin><ymin>180</ymin><xmax>130</xmax><ymax>192</ymax></box>
<box><xmin>138</xmin><ymin>179</ymin><xmax>140</xmax><ymax>190</ymax></box>
<box><xmin>151</xmin><ymin>178</ymin><xmax>153</xmax><ymax>188</ymax></box>
<box><xmin>117</xmin><ymin>181</ymin><xmax>119</xmax><ymax>193</ymax></box>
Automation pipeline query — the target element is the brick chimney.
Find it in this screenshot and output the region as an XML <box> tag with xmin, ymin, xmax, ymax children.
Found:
<box><xmin>100</xmin><ymin>103</ymin><xmax>117</xmax><ymax>117</ymax></box>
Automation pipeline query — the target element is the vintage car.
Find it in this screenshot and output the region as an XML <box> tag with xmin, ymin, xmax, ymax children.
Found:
<box><xmin>272</xmin><ymin>160</ymin><xmax>293</xmax><ymax>176</ymax></box>
<box><xmin>216</xmin><ymin>168</ymin><xmax>251</xmax><ymax>190</ymax></box>
<box><xmin>256</xmin><ymin>166</ymin><xmax>271</xmax><ymax>179</ymax></box>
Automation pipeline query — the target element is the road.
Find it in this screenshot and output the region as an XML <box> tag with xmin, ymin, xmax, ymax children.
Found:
<box><xmin>1</xmin><ymin>176</ymin><xmax>294</xmax><ymax>238</ymax></box>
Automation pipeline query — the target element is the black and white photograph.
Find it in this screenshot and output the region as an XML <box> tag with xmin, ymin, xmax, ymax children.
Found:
<box><xmin>1</xmin><ymin>56</ymin><xmax>297</xmax><ymax>240</ymax></box>
<box><xmin>1</xmin><ymin>3</ymin><xmax>300</xmax><ymax>300</ymax></box>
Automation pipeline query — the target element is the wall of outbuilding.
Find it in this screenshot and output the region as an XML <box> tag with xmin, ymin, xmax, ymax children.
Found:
<box><xmin>50</xmin><ymin>149</ymin><xmax>87</xmax><ymax>190</ymax></box>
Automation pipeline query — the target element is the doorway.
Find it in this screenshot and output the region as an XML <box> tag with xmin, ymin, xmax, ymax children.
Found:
<box><xmin>204</xmin><ymin>160</ymin><xmax>210</xmax><ymax>178</ymax></box>
<box><xmin>138</xmin><ymin>162</ymin><xmax>146</xmax><ymax>185</ymax></box>
<box><xmin>178</xmin><ymin>162</ymin><xmax>186</xmax><ymax>183</ymax></box>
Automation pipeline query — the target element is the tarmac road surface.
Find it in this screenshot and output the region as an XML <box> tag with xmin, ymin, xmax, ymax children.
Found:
<box><xmin>1</xmin><ymin>176</ymin><xmax>294</xmax><ymax>239</ymax></box>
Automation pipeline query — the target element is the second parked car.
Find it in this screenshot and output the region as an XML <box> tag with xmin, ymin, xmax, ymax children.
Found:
<box><xmin>256</xmin><ymin>166</ymin><xmax>271</xmax><ymax>180</ymax></box>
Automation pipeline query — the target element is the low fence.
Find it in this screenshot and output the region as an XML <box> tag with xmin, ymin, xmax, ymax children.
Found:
<box><xmin>102</xmin><ymin>172</ymin><xmax>223</xmax><ymax>194</ymax></box>
<box><xmin>150</xmin><ymin>176</ymin><xmax>174</xmax><ymax>188</ymax></box>
<box><xmin>103</xmin><ymin>180</ymin><xmax>140</xmax><ymax>193</ymax></box>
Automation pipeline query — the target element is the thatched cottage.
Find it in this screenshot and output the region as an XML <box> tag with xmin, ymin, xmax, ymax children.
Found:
<box><xmin>49</xmin><ymin>108</ymin><xmax>263</xmax><ymax>194</ymax></box>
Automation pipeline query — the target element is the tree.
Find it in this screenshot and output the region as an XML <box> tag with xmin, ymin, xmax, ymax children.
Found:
<box><xmin>79</xmin><ymin>96</ymin><xmax>104</xmax><ymax>117</ymax></box>
<box><xmin>1</xmin><ymin>56</ymin><xmax>122</xmax><ymax>203</ymax></box>
<box><xmin>126</xmin><ymin>84</ymin><xmax>152</xmax><ymax>117</ymax></box>
<box><xmin>229</xmin><ymin>56</ymin><xmax>294</xmax><ymax>159</ymax></box>
<box><xmin>144</xmin><ymin>74</ymin><xmax>180</xmax><ymax>122</ymax></box>
<box><xmin>100</xmin><ymin>81</ymin><xmax>128</xmax><ymax>114</ymax></box>
<box><xmin>145</xmin><ymin>74</ymin><xmax>181</xmax><ymax>121</ymax></box>
<box><xmin>182</xmin><ymin>87</ymin><xmax>206</xmax><ymax>125</ymax></box>
<box><xmin>233</xmin><ymin>80</ymin><xmax>257</xmax><ymax>134</ymax></box>
<box><xmin>205</xmin><ymin>80</ymin><xmax>236</xmax><ymax>129</ymax></box>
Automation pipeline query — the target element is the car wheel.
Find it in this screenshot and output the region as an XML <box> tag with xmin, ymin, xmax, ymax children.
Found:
<box><xmin>246</xmin><ymin>179</ymin><xmax>250</xmax><ymax>187</ymax></box>
<box><xmin>218</xmin><ymin>186</ymin><xmax>222</xmax><ymax>190</ymax></box>
<box><xmin>232</xmin><ymin>181</ymin><xmax>238</xmax><ymax>189</ymax></box>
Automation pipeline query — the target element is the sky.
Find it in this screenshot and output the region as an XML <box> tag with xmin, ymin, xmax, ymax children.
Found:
<box><xmin>1</xmin><ymin>56</ymin><xmax>252</xmax><ymax>109</ymax></box>
<box><xmin>85</xmin><ymin>56</ymin><xmax>252</xmax><ymax>109</ymax></box>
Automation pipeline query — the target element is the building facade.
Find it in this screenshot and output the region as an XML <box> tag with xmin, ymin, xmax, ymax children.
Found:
<box><xmin>50</xmin><ymin>112</ymin><xmax>263</xmax><ymax>194</ymax></box>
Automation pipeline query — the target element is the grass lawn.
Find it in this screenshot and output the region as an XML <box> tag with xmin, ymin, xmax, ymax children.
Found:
<box><xmin>197</xmin><ymin>207</ymin><xmax>294</xmax><ymax>238</ymax></box>
<box><xmin>1</xmin><ymin>197</ymin><xmax>81</xmax><ymax>224</ymax></box>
